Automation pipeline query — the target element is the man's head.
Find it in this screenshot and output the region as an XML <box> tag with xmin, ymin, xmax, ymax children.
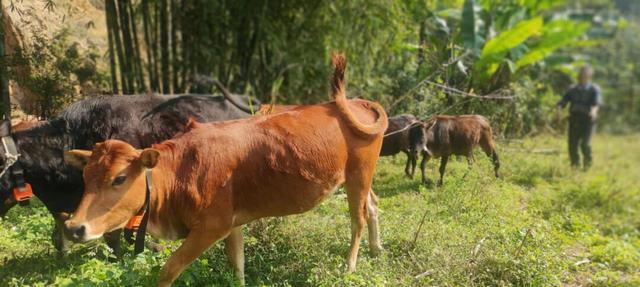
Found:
<box><xmin>578</xmin><ymin>65</ymin><xmax>594</xmax><ymax>86</ymax></box>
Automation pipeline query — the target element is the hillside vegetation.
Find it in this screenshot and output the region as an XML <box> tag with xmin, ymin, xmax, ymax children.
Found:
<box><xmin>1</xmin><ymin>134</ymin><xmax>638</xmax><ymax>286</ymax></box>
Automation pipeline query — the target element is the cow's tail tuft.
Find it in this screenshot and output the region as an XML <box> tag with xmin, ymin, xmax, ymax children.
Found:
<box><xmin>331</xmin><ymin>53</ymin><xmax>387</xmax><ymax>138</ymax></box>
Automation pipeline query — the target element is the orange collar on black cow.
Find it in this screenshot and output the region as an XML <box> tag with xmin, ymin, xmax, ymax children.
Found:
<box><xmin>123</xmin><ymin>169</ymin><xmax>153</xmax><ymax>254</ymax></box>
<box><xmin>1</xmin><ymin>135</ymin><xmax>33</xmax><ymax>205</ymax></box>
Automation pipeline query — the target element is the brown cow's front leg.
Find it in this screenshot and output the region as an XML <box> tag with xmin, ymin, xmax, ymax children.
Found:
<box><xmin>158</xmin><ymin>228</ymin><xmax>228</xmax><ymax>287</ymax></box>
<box><xmin>437</xmin><ymin>156</ymin><xmax>449</xmax><ymax>186</ymax></box>
<box><xmin>224</xmin><ymin>226</ymin><xmax>245</xmax><ymax>286</ymax></box>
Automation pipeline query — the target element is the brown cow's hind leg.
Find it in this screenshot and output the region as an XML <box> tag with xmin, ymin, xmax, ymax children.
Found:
<box><xmin>344</xmin><ymin>178</ymin><xmax>371</xmax><ymax>273</ymax></box>
<box><xmin>158</xmin><ymin>227</ymin><xmax>229</xmax><ymax>287</ymax></box>
<box><xmin>366</xmin><ymin>191</ymin><xmax>382</xmax><ymax>256</ymax></box>
<box><xmin>224</xmin><ymin>226</ymin><xmax>245</xmax><ymax>286</ymax></box>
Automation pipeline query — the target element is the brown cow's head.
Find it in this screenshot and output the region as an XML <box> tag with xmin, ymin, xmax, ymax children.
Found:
<box><xmin>63</xmin><ymin>140</ymin><xmax>160</xmax><ymax>242</ymax></box>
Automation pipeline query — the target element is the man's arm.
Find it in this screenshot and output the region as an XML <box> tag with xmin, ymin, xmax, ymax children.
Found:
<box><xmin>589</xmin><ymin>85</ymin><xmax>603</xmax><ymax>120</ymax></box>
<box><xmin>557</xmin><ymin>88</ymin><xmax>572</xmax><ymax>109</ymax></box>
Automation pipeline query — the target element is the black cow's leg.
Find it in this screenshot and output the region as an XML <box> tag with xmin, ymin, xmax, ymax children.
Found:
<box><xmin>103</xmin><ymin>229</ymin><xmax>123</xmax><ymax>257</ymax></box>
<box><xmin>404</xmin><ymin>152</ymin><xmax>413</xmax><ymax>178</ymax></box>
<box><xmin>52</xmin><ymin>213</ymin><xmax>71</xmax><ymax>254</ymax></box>
<box><xmin>421</xmin><ymin>152</ymin><xmax>433</xmax><ymax>186</ymax></box>
<box><xmin>437</xmin><ymin>156</ymin><xmax>449</xmax><ymax>186</ymax></box>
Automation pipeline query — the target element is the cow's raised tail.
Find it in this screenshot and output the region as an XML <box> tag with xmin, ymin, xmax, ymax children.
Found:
<box><xmin>331</xmin><ymin>53</ymin><xmax>388</xmax><ymax>138</ymax></box>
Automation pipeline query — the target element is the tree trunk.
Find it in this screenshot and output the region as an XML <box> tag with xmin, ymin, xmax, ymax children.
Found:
<box><xmin>180</xmin><ymin>0</ymin><xmax>190</xmax><ymax>91</ymax></box>
<box><xmin>105</xmin><ymin>1</ymin><xmax>119</xmax><ymax>95</ymax></box>
<box><xmin>152</xmin><ymin>0</ymin><xmax>161</xmax><ymax>93</ymax></box>
<box><xmin>128</xmin><ymin>2</ymin><xmax>147</xmax><ymax>92</ymax></box>
<box><xmin>117</xmin><ymin>1</ymin><xmax>135</xmax><ymax>93</ymax></box>
<box><xmin>160</xmin><ymin>0</ymin><xmax>170</xmax><ymax>93</ymax></box>
<box><xmin>106</xmin><ymin>0</ymin><xmax>128</xmax><ymax>94</ymax></box>
<box><xmin>171</xmin><ymin>0</ymin><xmax>180</xmax><ymax>92</ymax></box>
<box><xmin>0</xmin><ymin>0</ymin><xmax>10</xmax><ymax>119</ymax></box>
<box><xmin>142</xmin><ymin>0</ymin><xmax>157</xmax><ymax>92</ymax></box>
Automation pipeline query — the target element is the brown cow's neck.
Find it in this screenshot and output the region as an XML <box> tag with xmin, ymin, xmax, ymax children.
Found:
<box><xmin>145</xmin><ymin>148</ymin><xmax>191</xmax><ymax>240</ymax></box>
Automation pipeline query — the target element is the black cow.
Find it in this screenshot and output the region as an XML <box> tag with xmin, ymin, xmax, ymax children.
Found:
<box><xmin>0</xmin><ymin>90</ymin><xmax>259</xmax><ymax>253</ymax></box>
<box><xmin>379</xmin><ymin>114</ymin><xmax>424</xmax><ymax>177</ymax></box>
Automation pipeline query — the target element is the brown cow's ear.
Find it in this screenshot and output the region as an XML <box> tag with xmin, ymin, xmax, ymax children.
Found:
<box><xmin>140</xmin><ymin>148</ymin><xmax>160</xmax><ymax>168</ymax></box>
<box><xmin>64</xmin><ymin>150</ymin><xmax>92</xmax><ymax>170</ymax></box>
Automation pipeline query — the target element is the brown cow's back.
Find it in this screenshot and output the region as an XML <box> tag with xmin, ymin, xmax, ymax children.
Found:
<box><xmin>149</xmin><ymin>100</ymin><xmax>382</xmax><ymax>231</ymax></box>
<box><xmin>426</xmin><ymin>115</ymin><xmax>493</xmax><ymax>157</ymax></box>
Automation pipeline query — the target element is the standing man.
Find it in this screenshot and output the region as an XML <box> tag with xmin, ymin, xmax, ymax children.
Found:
<box><xmin>557</xmin><ymin>65</ymin><xmax>603</xmax><ymax>170</ymax></box>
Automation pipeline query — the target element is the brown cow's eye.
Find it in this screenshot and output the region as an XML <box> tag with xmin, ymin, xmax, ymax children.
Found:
<box><xmin>112</xmin><ymin>175</ymin><xmax>127</xmax><ymax>186</ymax></box>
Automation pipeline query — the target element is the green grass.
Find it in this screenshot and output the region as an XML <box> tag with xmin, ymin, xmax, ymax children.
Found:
<box><xmin>1</xmin><ymin>135</ymin><xmax>638</xmax><ymax>286</ymax></box>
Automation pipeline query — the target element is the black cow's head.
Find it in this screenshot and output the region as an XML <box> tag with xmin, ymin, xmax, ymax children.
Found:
<box><xmin>408</xmin><ymin>120</ymin><xmax>435</xmax><ymax>157</ymax></box>
<box><xmin>408</xmin><ymin>123</ymin><xmax>427</xmax><ymax>157</ymax></box>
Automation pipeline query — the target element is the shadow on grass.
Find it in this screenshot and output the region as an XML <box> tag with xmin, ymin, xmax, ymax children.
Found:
<box><xmin>374</xmin><ymin>176</ymin><xmax>424</xmax><ymax>198</ymax></box>
<box><xmin>0</xmin><ymin>250</ymin><xmax>87</xmax><ymax>283</ymax></box>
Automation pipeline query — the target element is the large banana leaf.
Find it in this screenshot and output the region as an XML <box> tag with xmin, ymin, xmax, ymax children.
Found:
<box><xmin>474</xmin><ymin>17</ymin><xmax>543</xmax><ymax>81</ymax></box>
<box><xmin>516</xmin><ymin>20</ymin><xmax>590</xmax><ymax>69</ymax></box>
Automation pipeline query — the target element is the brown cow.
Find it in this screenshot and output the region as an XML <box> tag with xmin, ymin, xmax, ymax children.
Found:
<box><xmin>63</xmin><ymin>54</ymin><xmax>387</xmax><ymax>286</ymax></box>
<box><xmin>409</xmin><ymin>115</ymin><xmax>500</xmax><ymax>186</ymax></box>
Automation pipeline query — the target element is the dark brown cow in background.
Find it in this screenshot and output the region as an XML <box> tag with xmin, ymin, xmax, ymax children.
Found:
<box><xmin>410</xmin><ymin>115</ymin><xmax>500</xmax><ymax>186</ymax></box>
<box><xmin>379</xmin><ymin>114</ymin><xmax>422</xmax><ymax>177</ymax></box>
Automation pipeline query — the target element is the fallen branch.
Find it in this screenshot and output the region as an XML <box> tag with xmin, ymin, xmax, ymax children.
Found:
<box><xmin>414</xmin><ymin>269</ymin><xmax>435</xmax><ymax>279</ymax></box>
<box><xmin>469</xmin><ymin>237</ymin><xmax>487</xmax><ymax>262</ymax></box>
<box><xmin>423</xmin><ymin>80</ymin><xmax>515</xmax><ymax>100</ymax></box>
<box><xmin>411</xmin><ymin>204</ymin><xmax>430</xmax><ymax>250</ymax></box>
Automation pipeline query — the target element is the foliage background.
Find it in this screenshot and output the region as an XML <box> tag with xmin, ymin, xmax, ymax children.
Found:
<box><xmin>0</xmin><ymin>1</ymin><xmax>638</xmax><ymax>286</ymax></box>
<box><xmin>0</xmin><ymin>0</ymin><xmax>638</xmax><ymax>135</ymax></box>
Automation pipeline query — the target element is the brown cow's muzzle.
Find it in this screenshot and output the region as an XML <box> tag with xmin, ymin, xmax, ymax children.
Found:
<box><xmin>64</xmin><ymin>218</ymin><xmax>104</xmax><ymax>243</ymax></box>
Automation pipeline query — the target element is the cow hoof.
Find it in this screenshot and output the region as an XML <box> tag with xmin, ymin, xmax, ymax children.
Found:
<box><xmin>436</xmin><ymin>180</ymin><xmax>443</xmax><ymax>187</ymax></box>
<box><xmin>422</xmin><ymin>178</ymin><xmax>434</xmax><ymax>187</ymax></box>
<box><xmin>149</xmin><ymin>242</ymin><xmax>164</xmax><ymax>252</ymax></box>
<box><xmin>52</xmin><ymin>229</ymin><xmax>70</xmax><ymax>254</ymax></box>
<box><xmin>370</xmin><ymin>245</ymin><xmax>383</xmax><ymax>257</ymax></box>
